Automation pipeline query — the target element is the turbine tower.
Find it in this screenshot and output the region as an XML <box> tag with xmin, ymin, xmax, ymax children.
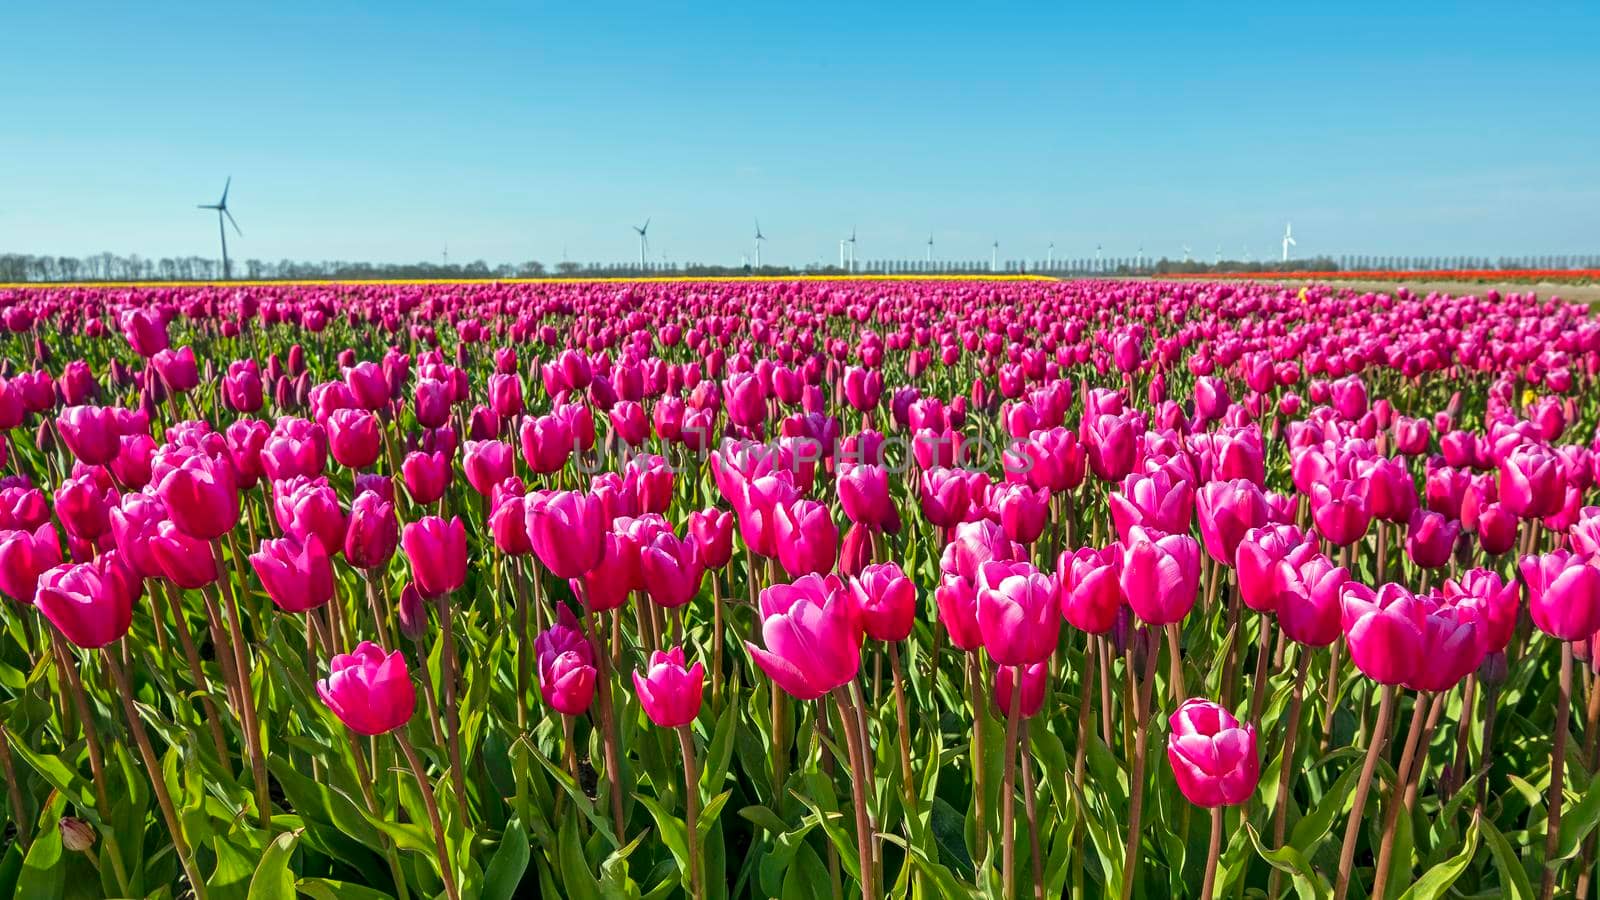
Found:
<box><xmin>753</xmin><ymin>219</ymin><xmax>765</xmax><ymax>269</ymax></box>
<box><xmin>1047</xmin><ymin>241</ymin><xmax>1055</xmax><ymax>269</ymax></box>
<box><xmin>846</xmin><ymin>227</ymin><xmax>857</xmax><ymax>272</ymax></box>
<box><xmin>991</xmin><ymin>240</ymin><xmax>999</xmax><ymax>272</ymax></box>
<box><xmin>1215</xmin><ymin>245</ymin><xmax>1222</xmax><ymax>265</ymax></box>
<box><xmin>196</xmin><ymin>177</ymin><xmax>241</xmax><ymax>280</ymax></box>
<box><xmin>926</xmin><ymin>233</ymin><xmax>934</xmax><ymax>264</ymax></box>
<box><xmin>1182</xmin><ymin>244</ymin><xmax>1193</xmax><ymax>263</ymax></box>
<box><xmin>633</xmin><ymin>218</ymin><xmax>651</xmax><ymax>268</ymax></box>
<box><xmin>1281</xmin><ymin>222</ymin><xmax>1296</xmax><ymax>262</ymax></box>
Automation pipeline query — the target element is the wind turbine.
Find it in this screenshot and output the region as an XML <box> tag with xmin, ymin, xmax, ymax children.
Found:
<box><xmin>196</xmin><ymin>177</ymin><xmax>241</xmax><ymax>280</ymax></box>
<box><xmin>926</xmin><ymin>233</ymin><xmax>934</xmax><ymax>264</ymax></box>
<box><xmin>1096</xmin><ymin>244</ymin><xmax>1103</xmax><ymax>271</ymax></box>
<box><xmin>1215</xmin><ymin>245</ymin><xmax>1222</xmax><ymax>265</ymax></box>
<box><xmin>1137</xmin><ymin>244</ymin><xmax>1145</xmax><ymax>270</ymax></box>
<box><xmin>1047</xmin><ymin>241</ymin><xmax>1055</xmax><ymax>269</ymax></box>
<box><xmin>753</xmin><ymin>219</ymin><xmax>766</xmax><ymax>269</ymax></box>
<box><xmin>991</xmin><ymin>240</ymin><xmax>1000</xmax><ymax>272</ymax></box>
<box><xmin>1182</xmin><ymin>244</ymin><xmax>1193</xmax><ymax>263</ymax></box>
<box><xmin>1281</xmin><ymin>222</ymin><xmax>1296</xmax><ymax>262</ymax></box>
<box><xmin>846</xmin><ymin>227</ymin><xmax>857</xmax><ymax>272</ymax></box>
<box><xmin>633</xmin><ymin>218</ymin><xmax>651</xmax><ymax>268</ymax></box>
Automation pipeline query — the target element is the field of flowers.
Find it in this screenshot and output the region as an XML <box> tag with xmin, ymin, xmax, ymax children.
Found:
<box><xmin>0</xmin><ymin>277</ymin><xmax>1598</xmax><ymax>899</ymax></box>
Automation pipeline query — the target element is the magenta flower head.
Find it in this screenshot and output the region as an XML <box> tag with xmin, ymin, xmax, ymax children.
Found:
<box><xmin>488</xmin><ymin>494</ymin><xmax>533</xmax><ymax>556</ymax></box>
<box><xmin>155</xmin><ymin>451</ymin><xmax>240</xmax><ymax>541</ymax></box>
<box><xmin>344</xmin><ymin>490</ymin><xmax>398</xmax><ymax>570</ymax></box>
<box><xmin>838</xmin><ymin>463</ymin><xmax>901</xmax><ymax>533</ymax></box>
<box><xmin>463</xmin><ymin>439</ymin><xmax>515</xmax><ymax>497</ymax></box>
<box><xmin>250</xmin><ymin>535</ymin><xmax>334</xmax><ymax>614</ymax></box>
<box><xmin>527</xmin><ymin>490</ymin><xmax>608</xmax><ymax>578</ymax></box>
<box><xmin>640</xmin><ymin>531</ymin><xmax>704</xmax><ymax>608</ymax></box>
<box><xmin>632</xmin><ymin>646</ymin><xmax>706</xmax><ymax>728</ymax></box>
<box><xmin>1235</xmin><ymin>525</ymin><xmax>1315</xmax><ymax>613</ymax></box>
<box><xmin>918</xmin><ymin>467</ymin><xmax>970</xmax><ymax>530</ymax></box>
<box><xmin>976</xmin><ymin>560</ymin><xmax>1061</xmax><ymax>666</ymax></box>
<box><xmin>35</xmin><ymin>552</ymin><xmax>139</xmax><ymax>649</ymax></box>
<box><xmin>1499</xmin><ymin>444</ymin><xmax>1565</xmax><ymax>520</ymax></box>
<box><xmin>1109</xmin><ymin>469</ymin><xmax>1194</xmax><ymax>542</ymax></box>
<box><xmin>1310</xmin><ymin>479</ymin><xmax>1372</xmax><ymax>547</ymax></box>
<box><xmin>327</xmin><ymin>408</ymin><xmax>382</xmax><ymax>470</ymax></box>
<box><xmin>848</xmin><ymin>562</ymin><xmax>916</xmax><ymax>643</ymax></box>
<box><xmin>272</xmin><ymin>476</ymin><xmax>346</xmax><ymax>556</ymax></box>
<box><xmin>119</xmin><ymin>308</ymin><xmax>169</xmax><ymax>358</ymax></box>
<box><xmin>317</xmin><ymin>642</ymin><xmax>416</xmax><ymax>735</ymax></box>
<box><xmin>401</xmin><ymin>450</ymin><xmax>451</xmax><ymax>505</ymax></box>
<box><xmin>1197</xmin><ymin>478</ymin><xmax>1269</xmax><ymax>565</ymax></box>
<box><xmin>152</xmin><ymin>346</ymin><xmax>199</xmax><ymax>394</ymax></box>
<box><xmin>1404</xmin><ymin>509</ymin><xmax>1460</xmax><ymax>570</ymax></box>
<box><xmin>1520</xmin><ymin>550</ymin><xmax>1600</xmax><ymax>641</ymax></box>
<box><xmin>688</xmin><ymin>508</ymin><xmax>734</xmax><ymax>569</ymax></box>
<box><xmin>1340</xmin><ymin>583</ymin><xmax>1426</xmax><ymax>685</ymax></box>
<box><xmin>1167</xmin><ymin>699</ymin><xmax>1260</xmax><ymax>808</ymax></box>
<box><xmin>774</xmin><ymin>499</ymin><xmax>839</xmax><ymax>577</ymax></box>
<box><xmin>993</xmin><ymin>483</ymin><xmax>1050</xmax><ymax>545</ymax></box>
<box><xmin>747</xmin><ymin>573</ymin><xmax>862</xmax><ymax>700</ymax></box>
<box><xmin>1117</xmin><ymin>526</ymin><xmax>1201</xmax><ymax>626</ymax></box>
<box><xmin>537</xmin><ymin>608</ymin><xmax>598</xmax><ymax>715</ymax></box>
<box><xmin>1275</xmin><ymin>552</ymin><xmax>1348</xmax><ymax>647</ymax></box>
<box><xmin>1404</xmin><ymin>598</ymin><xmax>1482</xmax><ymax>693</ymax></box>
<box><xmin>935</xmin><ymin>574</ymin><xmax>983</xmax><ymax>651</ymax></box>
<box><xmin>992</xmin><ymin>661</ymin><xmax>1048</xmax><ymax>718</ymax></box>
<box><xmin>56</xmin><ymin>406</ymin><xmax>122</xmax><ymax>466</ymax></box>
<box><xmin>0</xmin><ymin>524</ymin><xmax>63</xmax><ymax>604</ymax></box>
<box><xmin>150</xmin><ymin>520</ymin><xmax>220</xmax><ymax>589</ymax></box>
<box><xmin>1058</xmin><ymin>545</ymin><xmax>1123</xmax><ymax>634</ymax></box>
<box><xmin>400</xmin><ymin>516</ymin><xmax>468</xmax><ymax>598</ymax></box>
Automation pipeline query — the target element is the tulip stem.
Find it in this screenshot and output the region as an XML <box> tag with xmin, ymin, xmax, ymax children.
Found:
<box><xmin>967</xmin><ymin>653</ymin><xmax>990</xmax><ymax>863</ymax></box>
<box><xmin>158</xmin><ymin>580</ymin><xmax>231</xmax><ymax>765</ymax></box>
<box><xmin>677</xmin><ymin>725</ymin><xmax>704</xmax><ymax>900</ymax></box>
<box><xmin>48</xmin><ymin>632</ymin><xmax>131</xmax><ymax>895</ymax></box>
<box><xmin>211</xmin><ymin>540</ymin><xmax>271</xmax><ymax>830</ymax></box>
<box><xmin>395</xmin><ymin>733</ymin><xmax>461</xmax><ymax>900</ymax></box>
<box><xmin>889</xmin><ymin>642</ymin><xmax>917</xmax><ymax>821</ymax></box>
<box><xmin>0</xmin><ymin>726</ymin><xmax>29</xmax><ymax>850</ymax></box>
<box><xmin>1119</xmin><ymin>642</ymin><xmax>1159</xmax><ymax>900</ymax></box>
<box><xmin>711</xmin><ymin>574</ymin><xmax>725</xmax><ymax>711</ymax></box>
<box><xmin>1249</xmin><ymin>617</ymin><xmax>1275</xmax><ymax>727</ymax></box>
<box><xmin>1449</xmin><ymin>674</ymin><xmax>1476</xmax><ymax>799</ymax></box>
<box><xmin>101</xmin><ymin>646</ymin><xmax>208</xmax><ymax>900</ymax></box>
<box><xmin>1165</xmin><ymin>623</ymin><xmax>1187</xmax><ymax>709</ymax></box>
<box><xmin>1541</xmin><ymin>642</ymin><xmax>1574</xmax><ymax>900</ymax></box>
<box><xmin>1021</xmin><ymin>718</ymin><xmax>1044</xmax><ymax>900</ymax></box>
<box><xmin>1201</xmin><ymin>806</ymin><xmax>1223</xmax><ymax>899</ymax></box>
<box><xmin>512</xmin><ymin>561</ymin><xmax>530</xmax><ymax>733</ymax></box>
<box><xmin>1334</xmin><ymin>682</ymin><xmax>1396</xmax><ymax>900</ymax></box>
<box><xmin>434</xmin><ymin>592</ymin><xmax>469</xmax><ymax>823</ymax></box>
<box><xmin>833</xmin><ymin>688</ymin><xmax>877</xmax><ymax>900</ymax></box>
<box><xmin>1373</xmin><ymin>691</ymin><xmax>1431</xmax><ymax>900</ymax></box>
<box><xmin>1319</xmin><ymin>642</ymin><xmax>1343</xmax><ymax>754</ymax></box>
<box><xmin>1475</xmin><ymin>679</ymin><xmax>1500</xmax><ymax>817</ymax></box>
<box><xmin>344</xmin><ymin>732</ymin><xmax>411</xmax><ymax>900</ymax></box>
<box><xmin>1402</xmin><ymin>693</ymin><xmax>1445</xmax><ymax>813</ymax></box>
<box><xmin>1268</xmin><ymin>648</ymin><xmax>1312</xmax><ymax>898</ymax></box>
<box><xmin>1098</xmin><ymin>635</ymin><xmax>1115</xmax><ymax>748</ymax></box>
<box><xmin>1575</xmin><ymin>676</ymin><xmax>1600</xmax><ymax>900</ymax></box>
<box><xmin>1001</xmin><ymin>667</ymin><xmax>1023</xmax><ymax>900</ymax></box>
<box><xmin>582</xmin><ymin>602</ymin><xmax>628</xmax><ymax>841</ymax></box>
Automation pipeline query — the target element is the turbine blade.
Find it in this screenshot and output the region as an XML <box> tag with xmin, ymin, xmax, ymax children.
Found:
<box><xmin>220</xmin><ymin>176</ymin><xmax>231</xmax><ymax>206</ymax></box>
<box><xmin>225</xmin><ymin>209</ymin><xmax>243</xmax><ymax>237</ymax></box>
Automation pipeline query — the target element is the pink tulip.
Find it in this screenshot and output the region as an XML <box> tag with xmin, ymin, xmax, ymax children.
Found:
<box><xmin>1109</xmin><ymin>469</ymin><xmax>1194</xmax><ymax>542</ymax></box>
<box><xmin>1167</xmin><ymin>699</ymin><xmax>1260</xmax><ymax>807</ymax></box>
<box><xmin>688</xmin><ymin>508</ymin><xmax>734</xmax><ymax>569</ymax></box>
<box><xmin>1443</xmin><ymin>569</ymin><xmax>1519</xmax><ymax>654</ymax></box>
<box><xmin>1340</xmin><ymin>583</ymin><xmax>1426</xmax><ymax>685</ymax></box>
<box><xmin>1058</xmin><ymin>545</ymin><xmax>1123</xmax><ymax>634</ymax></box>
<box><xmin>317</xmin><ymin>642</ymin><xmax>416</xmax><ymax>735</ymax></box>
<box><xmin>1500</xmin><ymin>444</ymin><xmax>1565</xmax><ymax>519</ymax></box>
<box><xmin>992</xmin><ymin>661</ymin><xmax>1048</xmax><ymax>718</ymax></box>
<box><xmin>250</xmin><ymin>535</ymin><xmax>334</xmax><ymax>613</ymax></box>
<box><xmin>640</xmin><ymin>531</ymin><xmax>704</xmax><ymax>608</ymax></box>
<box><xmin>327</xmin><ymin>408</ymin><xmax>382</xmax><ymax>469</ymax></box>
<box><xmin>936</xmin><ymin>573</ymin><xmax>983</xmax><ymax>651</ymax></box>
<box><xmin>976</xmin><ymin>560</ymin><xmax>1060</xmax><ymax>666</ymax></box>
<box><xmin>1235</xmin><ymin>525</ymin><xmax>1315</xmax><ymax>613</ymax></box>
<box><xmin>1311</xmin><ymin>479</ymin><xmax>1372</xmax><ymax>547</ymax></box>
<box><xmin>746</xmin><ymin>573</ymin><xmax>861</xmax><ymax>700</ymax></box>
<box><xmin>1278</xmin><ymin>553</ymin><xmax>1348</xmax><ymax>647</ymax></box>
<box><xmin>401</xmin><ymin>450</ymin><xmax>451</xmax><ymax>505</ymax></box>
<box><xmin>0</xmin><ymin>524</ymin><xmax>62</xmax><ymax>604</ymax></box>
<box><xmin>155</xmin><ymin>451</ymin><xmax>240</xmax><ymax>541</ymax></box>
<box><xmin>633</xmin><ymin>646</ymin><xmax>705</xmax><ymax>728</ymax></box>
<box><xmin>344</xmin><ymin>491</ymin><xmax>399</xmax><ymax>570</ymax></box>
<box><xmin>150</xmin><ymin>520</ymin><xmax>219</xmax><ymax>589</ymax></box>
<box><xmin>992</xmin><ymin>482</ymin><xmax>1050</xmax><ymax>545</ymax></box>
<box><xmin>1520</xmin><ymin>551</ymin><xmax>1600</xmax><ymax>641</ymax></box>
<box><xmin>35</xmin><ymin>552</ymin><xmax>139</xmax><ymax>649</ymax></box>
<box><xmin>400</xmin><ymin>516</ymin><xmax>467</xmax><ymax>598</ymax></box>
<box><xmin>527</xmin><ymin>491</ymin><xmax>608</xmax><ymax>579</ymax></box>
<box><xmin>56</xmin><ymin>406</ymin><xmax>121</xmax><ymax>466</ymax></box>
<box><xmin>537</xmin><ymin>608</ymin><xmax>598</xmax><ymax>715</ymax></box>
<box><xmin>848</xmin><ymin>562</ymin><xmax>916</xmax><ymax>642</ymax></box>
<box><xmin>1197</xmin><ymin>479</ymin><xmax>1269</xmax><ymax>565</ymax></box>
<box><xmin>838</xmin><ymin>463</ymin><xmax>900</xmax><ymax>533</ymax></box>
<box><xmin>1118</xmin><ymin>526</ymin><xmax>1201</xmax><ymax>626</ymax></box>
<box><xmin>1404</xmin><ymin>509</ymin><xmax>1460</xmax><ymax>569</ymax></box>
<box><xmin>463</xmin><ymin>439</ymin><xmax>515</xmax><ymax>497</ymax></box>
<box><xmin>774</xmin><ymin>499</ymin><xmax>839</xmax><ymax>577</ymax></box>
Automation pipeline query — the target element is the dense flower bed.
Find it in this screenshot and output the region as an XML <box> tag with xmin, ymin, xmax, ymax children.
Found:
<box><xmin>0</xmin><ymin>277</ymin><xmax>1597</xmax><ymax>898</ymax></box>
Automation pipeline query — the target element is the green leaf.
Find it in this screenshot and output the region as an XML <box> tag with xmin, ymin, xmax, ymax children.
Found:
<box><xmin>1290</xmin><ymin>758</ymin><xmax>1362</xmax><ymax>854</ymax></box>
<box><xmin>295</xmin><ymin>879</ymin><xmax>395</xmax><ymax>900</ymax></box>
<box><xmin>1479</xmin><ymin>816</ymin><xmax>1536</xmax><ymax>900</ymax></box>
<box><xmin>247</xmin><ymin>831</ymin><xmax>301</xmax><ymax>900</ymax></box>
<box><xmin>209</xmin><ymin>833</ymin><xmax>261</xmax><ymax>900</ymax></box>
<box><xmin>1247</xmin><ymin>824</ymin><xmax>1332</xmax><ymax>900</ymax></box>
<box><xmin>1396</xmin><ymin>814</ymin><xmax>1478</xmax><ymax>900</ymax></box>
<box><xmin>1555</xmin><ymin>772</ymin><xmax>1600</xmax><ymax>861</ymax></box>
<box><xmin>634</xmin><ymin>793</ymin><xmax>689</xmax><ymax>885</ymax></box>
<box><xmin>17</xmin><ymin>796</ymin><xmax>65</xmax><ymax>900</ymax></box>
<box><xmin>482</xmin><ymin>819</ymin><xmax>531</xmax><ymax>900</ymax></box>
<box><xmin>557</xmin><ymin>815</ymin><xmax>603</xmax><ymax>900</ymax></box>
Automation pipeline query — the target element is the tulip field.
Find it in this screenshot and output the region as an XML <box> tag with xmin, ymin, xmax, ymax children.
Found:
<box><xmin>5</xmin><ymin>277</ymin><xmax>1600</xmax><ymax>900</ymax></box>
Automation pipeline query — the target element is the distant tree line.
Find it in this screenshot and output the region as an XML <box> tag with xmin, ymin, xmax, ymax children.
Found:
<box><xmin>1</xmin><ymin>251</ymin><xmax>1596</xmax><ymax>283</ymax></box>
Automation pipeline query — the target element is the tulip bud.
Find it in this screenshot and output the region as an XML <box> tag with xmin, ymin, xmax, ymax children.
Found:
<box><xmin>397</xmin><ymin>582</ymin><xmax>427</xmax><ymax>641</ymax></box>
<box><xmin>59</xmin><ymin>816</ymin><xmax>96</xmax><ymax>853</ymax></box>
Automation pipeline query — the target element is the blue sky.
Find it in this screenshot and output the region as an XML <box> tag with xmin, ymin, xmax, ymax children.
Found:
<box><xmin>2</xmin><ymin>2</ymin><xmax>1596</xmax><ymax>267</ymax></box>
